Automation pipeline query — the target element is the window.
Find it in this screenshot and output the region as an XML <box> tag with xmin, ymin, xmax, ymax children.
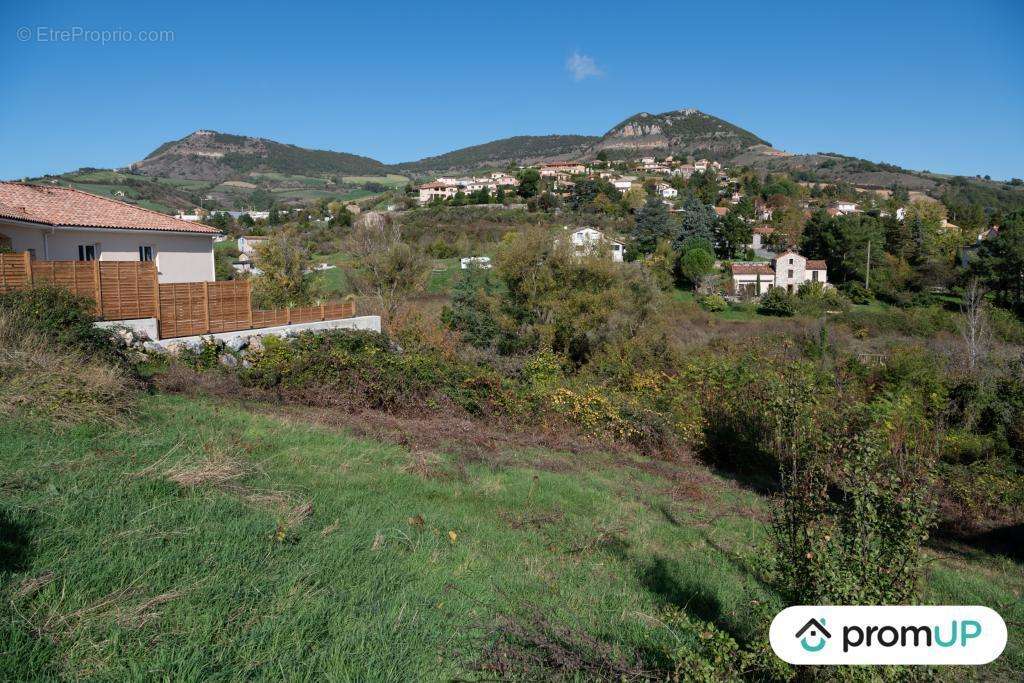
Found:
<box><xmin>812</xmin><ymin>271</ymin><xmax>819</xmax><ymax>282</ymax></box>
<box><xmin>78</xmin><ymin>244</ymin><xmax>97</xmax><ymax>261</ymax></box>
<box><xmin>788</xmin><ymin>258</ymin><xmax>794</xmax><ymax>265</ymax></box>
<box><xmin>787</xmin><ymin>269</ymin><xmax>794</xmax><ymax>278</ymax></box>
<box><xmin>139</xmin><ymin>245</ymin><xmax>154</xmax><ymax>261</ymax></box>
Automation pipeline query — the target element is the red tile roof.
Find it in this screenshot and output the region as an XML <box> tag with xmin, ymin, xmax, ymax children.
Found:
<box><xmin>714</xmin><ymin>206</ymin><xmax>729</xmax><ymax>216</ymax></box>
<box><xmin>731</xmin><ymin>263</ymin><xmax>774</xmax><ymax>276</ymax></box>
<box><xmin>752</xmin><ymin>225</ymin><xmax>774</xmax><ymax>235</ymax></box>
<box><xmin>0</xmin><ymin>183</ymin><xmax>219</xmax><ymax>234</ymax></box>
<box><xmin>806</xmin><ymin>259</ymin><xmax>827</xmax><ymax>270</ymax></box>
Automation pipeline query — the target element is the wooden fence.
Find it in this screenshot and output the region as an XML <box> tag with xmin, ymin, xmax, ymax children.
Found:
<box><xmin>0</xmin><ymin>252</ymin><xmax>357</xmax><ymax>340</ymax></box>
<box><xmin>0</xmin><ymin>252</ymin><xmax>157</xmax><ymax>319</ymax></box>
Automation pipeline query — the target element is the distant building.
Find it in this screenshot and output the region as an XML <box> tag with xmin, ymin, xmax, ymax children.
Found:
<box><xmin>730</xmin><ymin>250</ymin><xmax>828</xmax><ymax>297</ymax></box>
<box><xmin>237</xmin><ymin>234</ymin><xmax>269</xmax><ymax>256</ymax></box>
<box><xmin>460</xmin><ymin>256</ymin><xmax>492</xmax><ymax>269</ymax></box>
<box><xmin>656</xmin><ymin>183</ymin><xmax>678</xmax><ymax>199</ymax></box>
<box><xmin>563</xmin><ymin>226</ymin><xmax>624</xmax><ymax>262</ymax></box>
<box><xmin>749</xmin><ymin>225</ymin><xmax>775</xmax><ymax>252</ymax></box>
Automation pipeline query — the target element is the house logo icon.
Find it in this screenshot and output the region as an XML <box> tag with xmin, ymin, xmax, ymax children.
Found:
<box><xmin>795</xmin><ymin>618</ymin><xmax>831</xmax><ymax>652</ymax></box>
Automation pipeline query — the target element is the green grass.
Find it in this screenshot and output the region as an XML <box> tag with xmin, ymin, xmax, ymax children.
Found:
<box><xmin>154</xmin><ymin>177</ymin><xmax>214</xmax><ymax>190</ymax></box>
<box><xmin>427</xmin><ymin>257</ymin><xmax>461</xmax><ymax>293</ymax></box>
<box><xmin>341</xmin><ymin>174</ymin><xmax>409</xmax><ymax>187</ymax></box>
<box><xmin>1</xmin><ymin>394</ymin><xmax>1020</xmax><ymax>679</ymax></box>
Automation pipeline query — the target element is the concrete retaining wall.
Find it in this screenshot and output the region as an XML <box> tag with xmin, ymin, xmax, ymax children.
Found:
<box><xmin>147</xmin><ymin>315</ymin><xmax>382</xmax><ymax>350</ymax></box>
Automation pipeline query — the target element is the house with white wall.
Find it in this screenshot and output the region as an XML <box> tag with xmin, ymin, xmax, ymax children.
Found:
<box><xmin>0</xmin><ymin>183</ymin><xmax>219</xmax><ymax>283</ymax></box>
<box><xmin>563</xmin><ymin>226</ymin><xmax>624</xmax><ymax>262</ymax></box>
<box><xmin>237</xmin><ymin>234</ymin><xmax>269</xmax><ymax>256</ymax></box>
<box><xmin>730</xmin><ymin>251</ymin><xmax>828</xmax><ymax>297</ymax></box>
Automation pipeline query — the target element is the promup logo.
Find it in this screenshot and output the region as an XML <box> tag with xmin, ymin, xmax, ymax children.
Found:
<box><xmin>795</xmin><ymin>618</ymin><xmax>831</xmax><ymax>652</ymax></box>
<box><xmin>770</xmin><ymin>606</ymin><xmax>1006</xmax><ymax>665</ymax></box>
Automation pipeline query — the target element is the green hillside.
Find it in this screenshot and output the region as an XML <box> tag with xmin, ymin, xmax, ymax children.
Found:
<box><xmin>397</xmin><ymin>135</ymin><xmax>599</xmax><ymax>174</ymax></box>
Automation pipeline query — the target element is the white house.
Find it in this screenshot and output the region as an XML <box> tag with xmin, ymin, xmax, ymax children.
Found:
<box><xmin>537</xmin><ymin>162</ymin><xmax>586</xmax><ymax>178</ymax></box>
<box><xmin>730</xmin><ymin>251</ymin><xmax>828</xmax><ymax>297</ymax></box>
<box><xmin>0</xmin><ymin>183</ymin><xmax>219</xmax><ymax>283</ymax></box>
<box><xmin>656</xmin><ymin>183</ymin><xmax>678</xmax><ymax>199</ymax></box>
<box><xmin>612</xmin><ymin>177</ymin><xmax>636</xmax><ymax>193</ymax></box>
<box><xmin>237</xmin><ymin>234</ymin><xmax>269</xmax><ymax>256</ymax></box>
<box><xmin>417</xmin><ymin>174</ymin><xmax>519</xmax><ymax>204</ymax></box>
<box><xmin>749</xmin><ymin>225</ymin><xmax>775</xmax><ymax>252</ymax></box>
<box><xmin>830</xmin><ymin>200</ymin><xmax>859</xmax><ymax>215</ymax></box>
<box><xmin>564</xmin><ymin>226</ymin><xmax>624</xmax><ymax>262</ymax></box>
<box><xmin>460</xmin><ymin>256</ymin><xmax>492</xmax><ymax>269</ymax></box>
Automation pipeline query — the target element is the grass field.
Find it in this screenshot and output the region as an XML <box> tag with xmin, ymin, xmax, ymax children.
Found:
<box><xmin>341</xmin><ymin>174</ymin><xmax>409</xmax><ymax>187</ymax></box>
<box><xmin>1</xmin><ymin>393</ymin><xmax>1021</xmax><ymax>679</ymax></box>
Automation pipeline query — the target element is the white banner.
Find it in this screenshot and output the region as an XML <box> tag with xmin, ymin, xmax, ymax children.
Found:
<box><xmin>769</xmin><ymin>606</ymin><xmax>1007</xmax><ymax>665</ymax></box>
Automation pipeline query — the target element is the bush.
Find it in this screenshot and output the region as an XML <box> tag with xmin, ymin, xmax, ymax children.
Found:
<box><xmin>0</xmin><ymin>310</ymin><xmax>132</xmax><ymax>425</ymax></box>
<box><xmin>839</xmin><ymin>281</ymin><xmax>872</xmax><ymax>304</ymax></box>
<box><xmin>794</xmin><ymin>281</ymin><xmax>849</xmax><ymax>315</ymax></box>
<box><xmin>757</xmin><ymin>288</ymin><xmax>795</xmax><ymax>317</ymax></box>
<box><xmin>0</xmin><ymin>286</ymin><xmax>123</xmax><ymax>363</ymax></box>
<box><xmin>698</xmin><ymin>293</ymin><xmax>727</xmax><ymax>312</ymax></box>
<box><xmin>677</xmin><ymin>246</ymin><xmax>715</xmax><ymax>288</ymax></box>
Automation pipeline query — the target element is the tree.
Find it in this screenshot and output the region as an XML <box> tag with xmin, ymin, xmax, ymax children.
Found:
<box><xmin>630</xmin><ymin>196</ymin><xmax>674</xmax><ymax>255</ymax></box>
<box><xmin>441</xmin><ymin>265</ymin><xmax>501</xmax><ymax>348</ymax></box>
<box><xmin>675</xmin><ymin>194</ymin><xmax>717</xmax><ymax>248</ymax></box>
<box><xmin>251</xmin><ymin>227</ymin><xmax>318</xmax><ymax>308</ymax></box>
<box><xmin>344</xmin><ymin>212</ymin><xmax>431</xmax><ymax>321</ymax></box>
<box><xmin>959</xmin><ymin>278</ymin><xmax>991</xmax><ymax>373</ymax></box>
<box><xmin>623</xmin><ymin>185</ymin><xmax>647</xmax><ymax>211</ymax></box>
<box><xmin>677</xmin><ymin>243</ymin><xmax>715</xmax><ymax>288</ymax></box>
<box><xmin>715</xmin><ymin>212</ymin><xmax>752</xmax><ymax>258</ymax></box>
<box><xmin>971</xmin><ymin>211</ymin><xmax>1024</xmax><ymax>311</ymax></box>
<box><xmin>569</xmin><ymin>178</ymin><xmax>621</xmax><ymax>211</ymax></box>
<box><xmin>687</xmin><ymin>170</ymin><xmax>720</xmax><ymax>204</ymax></box>
<box><xmin>516</xmin><ymin>168</ymin><xmax>541</xmax><ymax>199</ymax></box>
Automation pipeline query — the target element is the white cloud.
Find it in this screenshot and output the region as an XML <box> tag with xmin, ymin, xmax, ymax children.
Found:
<box><xmin>566</xmin><ymin>52</ymin><xmax>603</xmax><ymax>81</ymax></box>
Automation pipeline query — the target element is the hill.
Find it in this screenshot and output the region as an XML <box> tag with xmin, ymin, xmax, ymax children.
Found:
<box><xmin>586</xmin><ymin>108</ymin><xmax>771</xmax><ymax>160</ymax></box>
<box><xmin>396</xmin><ymin>134</ymin><xmax>599</xmax><ymax>175</ymax></box>
<box><xmin>133</xmin><ymin>130</ymin><xmax>389</xmax><ymax>181</ymax></box>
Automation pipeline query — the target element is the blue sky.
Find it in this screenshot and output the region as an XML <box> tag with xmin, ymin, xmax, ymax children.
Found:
<box><xmin>1</xmin><ymin>0</ymin><xmax>1022</xmax><ymax>180</ymax></box>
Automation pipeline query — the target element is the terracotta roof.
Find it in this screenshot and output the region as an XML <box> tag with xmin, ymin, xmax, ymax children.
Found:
<box><xmin>0</xmin><ymin>183</ymin><xmax>219</xmax><ymax>234</ymax></box>
<box><xmin>806</xmin><ymin>259</ymin><xmax>827</xmax><ymax>270</ymax></box>
<box><xmin>752</xmin><ymin>225</ymin><xmax>774</xmax><ymax>235</ymax></box>
<box><xmin>731</xmin><ymin>262</ymin><xmax>774</xmax><ymax>276</ymax></box>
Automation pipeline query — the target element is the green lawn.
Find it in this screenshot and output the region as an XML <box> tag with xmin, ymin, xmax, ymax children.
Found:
<box><xmin>428</xmin><ymin>257</ymin><xmax>461</xmax><ymax>293</ymax></box>
<box><xmin>1</xmin><ymin>393</ymin><xmax>1020</xmax><ymax>679</ymax></box>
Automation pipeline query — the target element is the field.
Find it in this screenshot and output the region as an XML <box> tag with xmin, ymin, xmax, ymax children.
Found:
<box><xmin>2</xmin><ymin>393</ymin><xmax>1020</xmax><ymax>679</ymax></box>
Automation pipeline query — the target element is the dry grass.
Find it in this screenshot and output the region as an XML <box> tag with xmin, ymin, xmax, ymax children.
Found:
<box><xmin>0</xmin><ymin>312</ymin><xmax>132</xmax><ymax>426</ymax></box>
<box><xmin>164</xmin><ymin>454</ymin><xmax>250</xmax><ymax>489</ymax></box>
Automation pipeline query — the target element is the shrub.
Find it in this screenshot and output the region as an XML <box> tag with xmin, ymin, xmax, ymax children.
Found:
<box><xmin>757</xmin><ymin>288</ymin><xmax>795</xmax><ymax>317</ymax></box>
<box><xmin>0</xmin><ymin>311</ymin><xmax>132</xmax><ymax>425</ymax></box>
<box><xmin>772</xmin><ymin>393</ymin><xmax>938</xmax><ymax>606</ymax></box>
<box><xmin>839</xmin><ymin>281</ymin><xmax>872</xmax><ymax>304</ymax></box>
<box><xmin>677</xmin><ymin>246</ymin><xmax>715</xmax><ymax>288</ymax></box>
<box><xmin>794</xmin><ymin>281</ymin><xmax>849</xmax><ymax>315</ymax></box>
<box><xmin>0</xmin><ymin>286</ymin><xmax>120</xmax><ymax>361</ymax></box>
<box><xmin>698</xmin><ymin>293</ymin><xmax>727</xmax><ymax>312</ymax></box>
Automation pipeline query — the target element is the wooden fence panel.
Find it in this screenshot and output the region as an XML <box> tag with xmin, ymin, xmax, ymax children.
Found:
<box><xmin>251</xmin><ymin>308</ymin><xmax>289</xmax><ymax>328</ymax></box>
<box><xmin>158</xmin><ymin>282</ymin><xmax>208</xmax><ymax>339</ymax></box>
<box><xmin>98</xmin><ymin>262</ymin><xmax>157</xmax><ymax>320</ymax></box>
<box><xmin>0</xmin><ymin>254</ymin><xmax>157</xmax><ymax>319</ymax></box>
<box><xmin>0</xmin><ymin>252</ymin><xmax>30</xmax><ymax>289</ymax></box>
<box><xmin>207</xmin><ymin>281</ymin><xmax>251</xmax><ymax>333</ymax></box>
<box><xmin>2</xmin><ymin>254</ymin><xmax>358</xmax><ymax>339</ymax></box>
<box><xmin>25</xmin><ymin>260</ymin><xmax>98</xmax><ymax>303</ymax></box>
